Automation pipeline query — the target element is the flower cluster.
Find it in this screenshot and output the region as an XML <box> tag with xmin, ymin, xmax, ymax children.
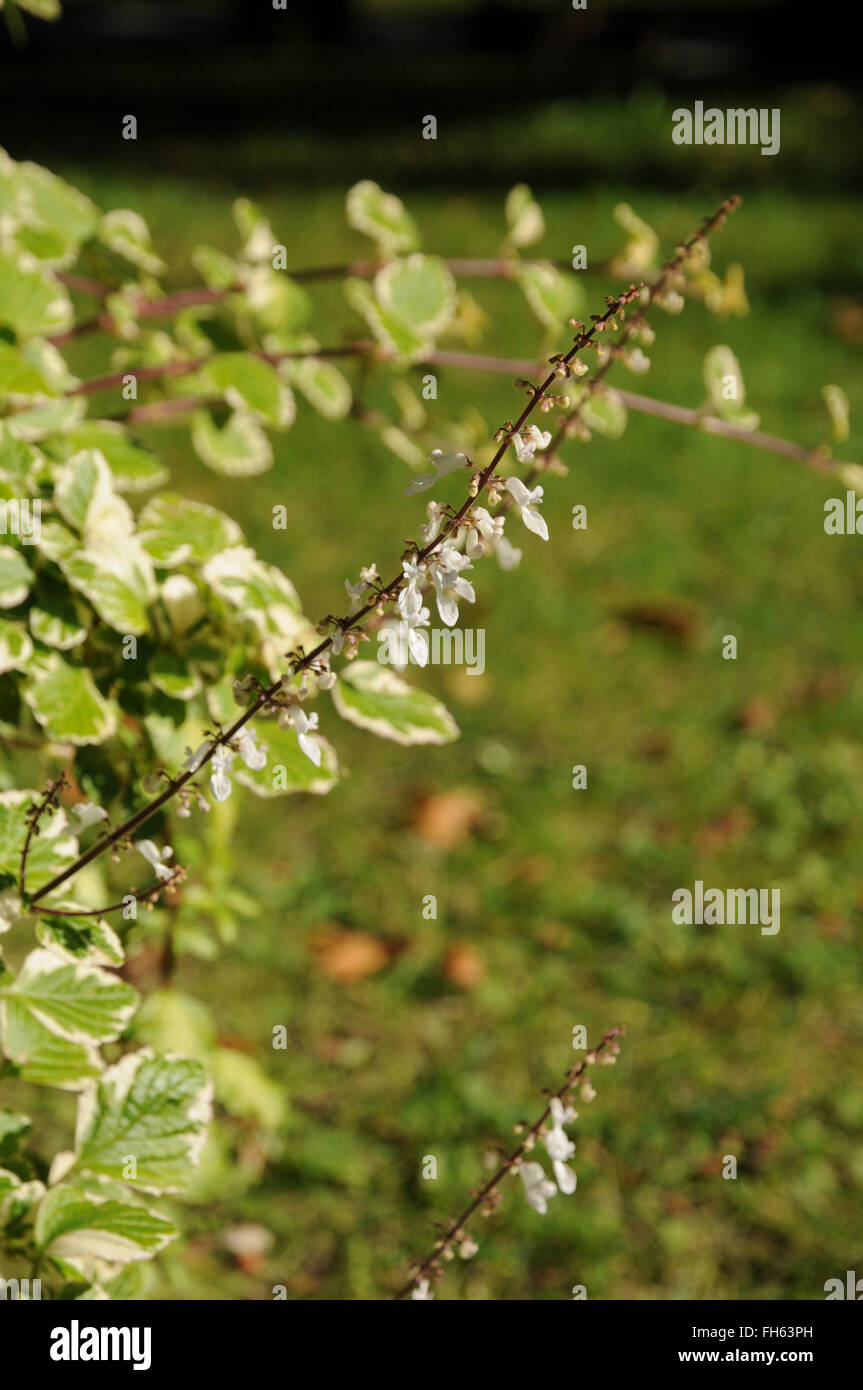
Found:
<box><xmin>519</xmin><ymin>1097</ymin><xmax>578</xmax><ymax>1213</ymax></box>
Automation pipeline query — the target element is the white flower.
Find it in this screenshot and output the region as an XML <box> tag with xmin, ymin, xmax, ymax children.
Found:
<box><xmin>397</xmin><ymin>559</ymin><xmax>427</xmax><ymax>620</ymax></box>
<box><xmin>519</xmin><ymin>1160</ymin><xmax>557</xmax><ymax>1215</ymax></box>
<box><xmin>292</xmin><ymin>707</ymin><xmax>322</xmax><ymax>766</ymax></box>
<box><xmin>184</xmin><ymin>742</ymin><xmax>209</xmax><ymax>773</ymax></box>
<box><xmin>359</xmin><ymin>563</ymin><xmax>378</xmax><ymax>585</ymax></box>
<box><xmin>458</xmin><ymin>1236</ymin><xmax>479</xmax><ymax>1260</ymax></box>
<box><xmin>544</xmin><ymin>1097</ymin><xmax>577</xmax><ymax>1195</ymax></box>
<box><xmin>317</xmin><ymin>662</ymin><xmax>337</xmax><ymax>691</ymax></box>
<box><xmin>237</xmin><ymin>728</ymin><xmax>267</xmax><ymax>771</ymax></box>
<box><xmin>505</xmin><ymin>477</ymin><xmax>549</xmax><ymax>541</ymax></box>
<box><xmin>427</xmin><ymin>545</ymin><xmax>475</xmax><ymax>627</ymax></box>
<box><xmin>404</xmin><ymin>449</ymin><xmax>469</xmax><ymax>497</ymax></box>
<box><xmin>495</xmin><ymin>535</ymin><xmax>522</xmax><ymax>570</ymax></box>
<box><xmin>210</xmin><ymin>747</ymin><xmax>234</xmax><ymax>802</ymax></box>
<box><xmin>344</xmin><ymin>576</ymin><xmax>367</xmax><ymax>611</ymax></box>
<box><xmin>404</xmin><ymin>606</ymin><xmax>431</xmax><ymax>668</ymax></box>
<box><xmin>135</xmin><ymin>839</ymin><xmax>174</xmax><ymax>881</ymax></box>
<box><xmin>465</xmin><ymin>507</ymin><xmax>504</xmax><ymax>559</ymax></box>
<box><xmin>512</xmin><ymin>424</ymin><xmax>551</xmax><ymax>464</ymax></box>
<box><xmin>420</xmin><ymin>500</ymin><xmax>444</xmax><ymax>545</ymax></box>
<box><xmin>411</xmin><ymin>1278</ymin><xmax>434</xmax><ymax>1300</ymax></box>
<box><xmin>70</xmin><ymin>801</ymin><xmax>107</xmax><ymax>831</ymax></box>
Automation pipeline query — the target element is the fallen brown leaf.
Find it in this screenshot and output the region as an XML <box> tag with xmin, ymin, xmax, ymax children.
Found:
<box><xmin>309</xmin><ymin>926</ymin><xmax>390</xmax><ymax>983</ymax></box>
<box><xmin>444</xmin><ymin>942</ymin><xmax>485</xmax><ymax>989</ymax></box>
<box><xmin>411</xmin><ymin>788</ymin><xmax>485</xmax><ymax>849</ymax></box>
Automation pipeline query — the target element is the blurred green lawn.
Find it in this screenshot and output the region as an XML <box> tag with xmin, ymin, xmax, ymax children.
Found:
<box><xmin>40</xmin><ymin>96</ymin><xmax>863</xmax><ymax>1299</ymax></box>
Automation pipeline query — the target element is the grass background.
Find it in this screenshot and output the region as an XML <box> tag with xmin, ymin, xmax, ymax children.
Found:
<box><xmin>11</xmin><ymin>71</ymin><xmax>863</xmax><ymax>1298</ymax></box>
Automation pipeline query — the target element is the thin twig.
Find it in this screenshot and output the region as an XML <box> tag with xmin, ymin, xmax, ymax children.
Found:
<box><xmin>38</xmin><ymin>865</ymin><xmax>185</xmax><ymax>917</ymax></box>
<box><xmin>19</xmin><ymin>777</ymin><xmax>66</xmax><ymax>896</ymax></box>
<box><xmin>421</xmin><ymin>357</ymin><xmax>843</xmax><ymax>474</ymax></box>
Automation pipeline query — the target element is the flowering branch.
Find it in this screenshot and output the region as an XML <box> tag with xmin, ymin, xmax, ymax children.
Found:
<box><xmin>29</xmin><ymin>278</ymin><xmax>646</xmax><ymax>906</ymax></box>
<box><xmin>391</xmin><ymin>1027</ymin><xmax>626</xmax><ymax>1300</ymax></box>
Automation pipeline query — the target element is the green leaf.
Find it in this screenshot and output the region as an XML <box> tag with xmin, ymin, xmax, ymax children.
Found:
<box><xmin>0</xmin><ymin>617</ymin><xmax>34</xmax><ymax>673</ymax></box>
<box><xmin>133</xmin><ymin>990</ymin><xmax>214</xmax><ymax>1060</ymax></box>
<box><xmin>374</xmin><ymin>254</ymin><xmax>456</xmax><ymax>336</ymax></box>
<box><xmin>345</xmin><ymin>278</ymin><xmax>429</xmax><ymax>361</ymax></box>
<box><xmin>4</xmin><ymin>395</ymin><xmax>85</xmax><ymax>442</ymax></box>
<box><xmin>331</xmin><ymin>661</ymin><xmax>459</xmax><ymax>745</ymax></box>
<box><xmin>37</xmin><ymin>911</ymin><xmax>125</xmax><ymax>968</ymax></box>
<box><xmin>190</xmin><ymin>408</ymin><xmax>273</xmax><ymax>476</ymax></box>
<box><xmin>0</xmin><ymin>948</ymin><xmax>135</xmax><ymax>1090</ymax></box>
<box><xmin>53</xmin><ymin>447</ymin><xmax>132</xmax><ymax>539</ymax></box>
<box><xmin>61</xmin><ymin>550</ymin><xmax>155</xmax><ymax>635</ymax></box>
<box><xmin>0</xmin><ymin>789</ymin><xmax>79</xmax><ymax>891</ymax></box>
<box><xmin>0</xmin><ymin>1166</ymin><xmax>45</xmax><ymax>1224</ymax></box>
<box><xmin>61</xmin><ymin>423</ymin><xmax>169</xmax><ymax>493</ymax></box>
<box><xmin>201</xmin><ymin>545</ymin><xmax>300</xmax><ymax>625</ymax></box>
<box><xmin>822</xmin><ymin>384</ymin><xmax>850</xmax><ymax>443</ymax></box>
<box><xmin>289</xmin><ymin>358</ymin><xmax>352</xmax><ymax>419</ymax></box>
<box><xmin>346</xmin><ymin>179</ymin><xmax>418</xmax><ymax>255</ymax></box>
<box><xmin>36</xmin><ymin>519</ymin><xmax>77</xmax><ymax>565</ymax></box>
<box><xmin>233</xmin><ymin>717</ymin><xmax>339</xmax><ymax>797</ymax></box>
<box><xmin>10</xmin><ymin>160</ymin><xmax>98</xmax><ymax>261</ymax></box>
<box><xmin>28</xmin><ymin>596</ymin><xmax>87</xmax><ymax>650</ymax></box>
<box><xmin>193</xmin><ymin>353</ymin><xmax>289</xmax><ymax>425</ymax></box>
<box><xmin>1</xmin><ymin>948</ymin><xmax>136</xmax><ymax>1047</ymax></box>
<box><xmin>0</xmin><ymin>1110</ymin><xmax>31</xmax><ymax>1159</ymax></box>
<box><xmin>0</xmin><ymin>425</ymin><xmax>41</xmax><ymax>484</ymax></box>
<box><xmin>192</xmin><ymin>244</ymin><xmax>239</xmax><ymax>291</ymax></box>
<box><xmin>35</xmin><ymin>1183</ymin><xmax>177</xmax><ymax>1267</ymax></box>
<box><xmin>211</xmin><ymin>1047</ymin><xmax>287</xmax><ymax>1129</ymax></box>
<box><xmin>516</xmin><ymin>260</ymin><xmax>583</xmax><ymax>332</ymax></box>
<box><xmin>0</xmin><ymin>340</ymin><xmax>56</xmax><ymax>399</ymax></box>
<box><xmin>138</xmin><ymin>492</ymin><xmax>243</xmax><ymax>568</ymax></box>
<box><xmin>612</xmin><ymin>203</ymin><xmax>660</xmax><ymax>273</ymax></box>
<box><xmin>703</xmin><ymin>345</ymin><xmax>759</xmax><ymax>429</ymax></box>
<box><xmin>98</xmin><ymin>210</ymin><xmax>166</xmax><ymax>276</ymax></box>
<box><xmin>25</xmin><ymin>658</ymin><xmax>118</xmax><ymax>745</ymax></box>
<box><xmin>504</xmin><ymin>183</ymin><xmax>545</xmax><ymax>249</ymax></box>
<box><xmin>72</xmin><ymin>1049</ymin><xmax>212</xmax><ymax>1193</ymax></box>
<box><xmin>150</xmin><ymin>653</ymin><xmax>201</xmax><ymax>702</ymax></box>
<box><xmin>0</xmin><ymin>249</ymin><xmax>72</xmax><ymax>339</ymax></box>
<box><xmin>12</xmin><ymin>0</ymin><xmax>62</xmax><ymax>21</ymax></box>
<box><xmin>0</xmin><ymin>544</ymin><xmax>34</xmax><ymax>608</ymax></box>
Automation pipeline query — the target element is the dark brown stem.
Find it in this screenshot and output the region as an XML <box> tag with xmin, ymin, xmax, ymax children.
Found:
<box><xmin>19</xmin><ymin>778</ymin><xmax>65</xmax><ymax>896</ymax></box>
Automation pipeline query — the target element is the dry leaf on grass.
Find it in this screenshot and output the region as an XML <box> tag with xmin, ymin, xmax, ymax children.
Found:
<box><xmin>309</xmin><ymin>925</ymin><xmax>391</xmax><ymax>982</ymax></box>
<box><xmin>444</xmin><ymin>943</ymin><xmax>485</xmax><ymax>988</ymax></box>
<box><xmin>410</xmin><ymin>788</ymin><xmax>486</xmax><ymax>849</ymax></box>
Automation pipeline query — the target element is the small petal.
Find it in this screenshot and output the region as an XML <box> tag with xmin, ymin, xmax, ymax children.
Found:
<box><xmin>522</xmin><ymin>506</ymin><xmax>549</xmax><ymax>541</ymax></box>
